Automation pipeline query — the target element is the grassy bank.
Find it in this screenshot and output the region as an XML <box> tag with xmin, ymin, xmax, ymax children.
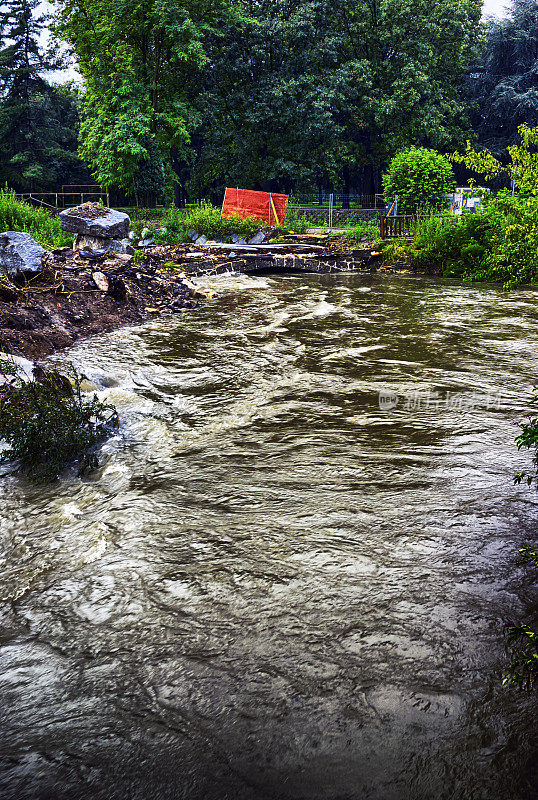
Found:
<box><xmin>0</xmin><ymin>189</ymin><xmax>73</xmax><ymax>249</ymax></box>
<box><xmin>382</xmin><ymin>192</ymin><xmax>538</xmax><ymax>289</ymax></box>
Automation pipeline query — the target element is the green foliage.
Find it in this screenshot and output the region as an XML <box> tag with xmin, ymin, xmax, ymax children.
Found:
<box><xmin>518</xmin><ymin>546</ymin><xmax>538</xmax><ymax>568</ymax></box>
<box><xmin>344</xmin><ymin>217</ymin><xmax>381</xmax><ymax>243</ymax></box>
<box><xmin>466</xmin><ymin>0</ymin><xmax>538</xmax><ymax>152</ymax></box>
<box><xmin>0</xmin><ymin>366</ymin><xmax>118</xmax><ymax>482</ymax></box>
<box><xmin>514</xmin><ymin>390</ymin><xmax>538</xmax><ymax>486</ymax></box>
<box><xmin>382</xmin><ymin>191</ymin><xmax>538</xmax><ymax>288</ymax></box>
<box><xmin>0</xmin><ymin>0</ymin><xmax>86</xmax><ymax>190</ymax></box>
<box><xmin>0</xmin><ymin>188</ymin><xmax>73</xmax><ymax>248</ymax></box>
<box><xmin>159</xmin><ymin>202</ymin><xmax>264</xmax><ymax>242</ymax></box>
<box><xmin>382</xmin><ymin>147</ymin><xmax>456</xmax><ymax>212</ymax></box>
<box><xmin>55</xmin><ymin>0</ymin><xmax>235</xmax><ymax>199</ymax></box>
<box><xmin>503</xmin><ymin>625</ymin><xmax>538</xmax><ymax>690</ymax></box>
<box><xmin>137</xmin><ymin>202</ymin><xmax>315</xmax><ymax>243</ymax></box>
<box><xmin>503</xmin><ymin>388</ymin><xmax>538</xmax><ymax>693</ymax></box>
<box><xmin>449</xmin><ymin>123</ymin><xmax>538</xmax><ymax>195</ymax></box>
<box><xmin>197</xmin><ymin>0</ymin><xmax>482</xmax><ymax>196</ymax></box>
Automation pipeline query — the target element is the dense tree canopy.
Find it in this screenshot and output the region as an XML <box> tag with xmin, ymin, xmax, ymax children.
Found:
<box><xmin>55</xmin><ymin>0</ymin><xmax>237</xmax><ymax>201</ymax></box>
<box><xmin>52</xmin><ymin>0</ymin><xmax>482</xmax><ymax>201</ymax></box>
<box><xmin>189</xmin><ymin>0</ymin><xmax>483</xmax><ymax>198</ymax></box>
<box><xmin>468</xmin><ymin>0</ymin><xmax>538</xmax><ymax>154</ymax></box>
<box><xmin>0</xmin><ymin>0</ymin><xmax>86</xmax><ymax>190</ymax></box>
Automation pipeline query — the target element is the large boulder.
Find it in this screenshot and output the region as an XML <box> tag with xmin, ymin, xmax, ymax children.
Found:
<box><xmin>60</xmin><ymin>202</ymin><xmax>130</xmax><ymax>239</ymax></box>
<box><xmin>0</xmin><ymin>232</ymin><xmax>45</xmax><ymax>278</ymax></box>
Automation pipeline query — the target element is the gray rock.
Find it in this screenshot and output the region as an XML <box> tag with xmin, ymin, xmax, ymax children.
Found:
<box><xmin>230</xmin><ymin>233</ymin><xmax>242</xmax><ymax>243</ymax></box>
<box><xmin>248</xmin><ymin>231</ymin><xmax>266</xmax><ymax>245</ymax></box>
<box><xmin>73</xmin><ymin>234</ymin><xmax>134</xmax><ymax>255</ymax></box>
<box><xmin>0</xmin><ymin>231</ymin><xmax>45</xmax><ymax>277</ymax></box>
<box><xmin>141</xmin><ymin>227</ymin><xmax>151</xmax><ymax>239</ymax></box>
<box><xmin>107</xmin><ymin>238</ymin><xmax>135</xmax><ymax>255</ymax></box>
<box><xmin>195</xmin><ymin>235</ymin><xmax>208</xmax><ymax>245</ymax></box>
<box><xmin>139</xmin><ymin>238</ymin><xmax>154</xmax><ymax>247</ymax></box>
<box><xmin>187</xmin><ymin>229</ymin><xmax>199</xmax><ymax>242</ymax></box>
<box><xmin>60</xmin><ymin>203</ymin><xmax>130</xmax><ymax>239</ymax></box>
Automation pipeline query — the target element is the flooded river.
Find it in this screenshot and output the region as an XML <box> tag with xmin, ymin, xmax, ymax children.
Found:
<box><xmin>0</xmin><ymin>273</ymin><xmax>537</xmax><ymax>799</ymax></box>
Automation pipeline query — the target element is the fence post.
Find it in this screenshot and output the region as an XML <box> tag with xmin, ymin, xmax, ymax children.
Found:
<box><xmin>329</xmin><ymin>193</ymin><xmax>334</xmax><ymax>230</ymax></box>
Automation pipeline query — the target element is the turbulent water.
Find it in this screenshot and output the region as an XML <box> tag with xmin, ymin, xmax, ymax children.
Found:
<box><xmin>0</xmin><ymin>273</ymin><xmax>537</xmax><ymax>800</ymax></box>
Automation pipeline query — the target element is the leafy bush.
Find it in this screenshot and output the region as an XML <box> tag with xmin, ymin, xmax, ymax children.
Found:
<box><xmin>136</xmin><ymin>202</ymin><xmax>319</xmax><ymax>243</ymax></box>
<box><xmin>0</xmin><ymin>188</ymin><xmax>73</xmax><ymax>249</ymax></box>
<box><xmin>504</xmin><ymin>625</ymin><xmax>538</xmax><ymax>690</ymax></box>
<box><xmin>344</xmin><ymin>216</ymin><xmax>381</xmax><ymax>243</ymax></box>
<box><xmin>382</xmin><ymin>147</ymin><xmax>456</xmax><ymax>212</ymax></box>
<box><xmin>151</xmin><ymin>202</ymin><xmax>264</xmax><ymax>243</ymax></box>
<box><xmin>0</xmin><ymin>365</ymin><xmax>118</xmax><ymax>482</ymax></box>
<box><xmin>383</xmin><ymin>191</ymin><xmax>538</xmax><ymax>288</ymax></box>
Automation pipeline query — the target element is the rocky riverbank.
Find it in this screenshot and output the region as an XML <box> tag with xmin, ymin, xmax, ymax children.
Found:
<box><xmin>0</xmin><ymin>202</ymin><xmax>380</xmax><ymax>361</ymax></box>
<box><xmin>0</xmin><ymin>247</ymin><xmax>200</xmax><ymax>360</ymax></box>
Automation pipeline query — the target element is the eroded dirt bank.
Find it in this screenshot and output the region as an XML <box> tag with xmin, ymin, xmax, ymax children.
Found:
<box><xmin>0</xmin><ymin>235</ymin><xmax>378</xmax><ymax>361</ymax></box>
<box><xmin>0</xmin><ymin>247</ymin><xmax>199</xmax><ymax>360</ymax></box>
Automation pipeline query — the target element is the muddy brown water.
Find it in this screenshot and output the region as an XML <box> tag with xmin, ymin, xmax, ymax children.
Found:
<box><xmin>0</xmin><ymin>273</ymin><xmax>537</xmax><ymax>800</ymax></box>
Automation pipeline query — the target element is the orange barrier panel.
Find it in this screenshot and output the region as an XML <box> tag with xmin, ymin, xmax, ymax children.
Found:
<box><xmin>222</xmin><ymin>188</ymin><xmax>288</xmax><ymax>226</ymax></box>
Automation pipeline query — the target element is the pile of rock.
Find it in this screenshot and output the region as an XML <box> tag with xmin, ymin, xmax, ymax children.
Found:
<box><xmin>59</xmin><ymin>202</ymin><xmax>134</xmax><ymax>255</ymax></box>
<box><xmin>185</xmin><ymin>229</ymin><xmax>268</xmax><ymax>247</ymax></box>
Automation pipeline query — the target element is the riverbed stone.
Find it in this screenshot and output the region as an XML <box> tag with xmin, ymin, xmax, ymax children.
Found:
<box><xmin>0</xmin><ymin>231</ymin><xmax>45</xmax><ymax>278</ymax></box>
<box><xmin>248</xmin><ymin>231</ymin><xmax>266</xmax><ymax>245</ymax></box>
<box><xmin>60</xmin><ymin>202</ymin><xmax>130</xmax><ymax>239</ymax></box>
<box><xmin>74</xmin><ymin>234</ymin><xmax>135</xmax><ymax>255</ymax></box>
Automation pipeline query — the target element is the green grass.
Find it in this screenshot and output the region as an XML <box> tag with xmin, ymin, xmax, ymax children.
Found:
<box><xmin>0</xmin><ymin>189</ymin><xmax>74</xmax><ymax>249</ymax></box>
<box><xmin>131</xmin><ymin>202</ymin><xmax>328</xmax><ymax>243</ymax></box>
<box><xmin>343</xmin><ymin>216</ymin><xmax>381</xmax><ymax>243</ymax></box>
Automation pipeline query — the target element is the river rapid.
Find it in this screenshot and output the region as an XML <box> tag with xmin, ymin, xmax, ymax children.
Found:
<box><xmin>0</xmin><ymin>273</ymin><xmax>537</xmax><ymax>800</ymax></box>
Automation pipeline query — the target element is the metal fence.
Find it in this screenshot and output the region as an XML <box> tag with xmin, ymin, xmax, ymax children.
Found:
<box><xmin>289</xmin><ymin>193</ymin><xmax>385</xmax><ymax>210</ymax></box>
<box><xmin>15</xmin><ymin>187</ymin><xmax>109</xmax><ymax>212</ymax></box>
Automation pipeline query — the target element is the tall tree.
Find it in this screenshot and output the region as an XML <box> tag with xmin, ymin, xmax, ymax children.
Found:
<box><xmin>0</xmin><ymin>0</ymin><xmax>62</xmax><ymax>189</ymax></box>
<box><xmin>188</xmin><ymin>0</ymin><xmax>483</xmax><ymax>198</ymax></box>
<box><xmin>55</xmin><ymin>0</ymin><xmax>236</xmax><ymax>203</ymax></box>
<box><xmin>467</xmin><ymin>0</ymin><xmax>538</xmax><ymax>154</ymax></box>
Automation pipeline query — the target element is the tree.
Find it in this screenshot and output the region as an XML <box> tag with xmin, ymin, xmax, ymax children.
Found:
<box><xmin>187</xmin><ymin>0</ymin><xmax>483</xmax><ymax>199</ymax></box>
<box><xmin>55</xmin><ymin>0</ymin><xmax>236</xmax><ymax>203</ymax></box>
<box><xmin>466</xmin><ymin>0</ymin><xmax>538</xmax><ymax>154</ymax></box>
<box><xmin>449</xmin><ymin>123</ymin><xmax>538</xmax><ymax>195</ymax></box>
<box><xmin>0</xmin><ymin>0</ymin><xmax>84</xmax><ymax>190</ymax></box>
<box><xmin>382</xmin><ymin>147</ymin><xmax>456</xmax><ymax>211</ymax></box>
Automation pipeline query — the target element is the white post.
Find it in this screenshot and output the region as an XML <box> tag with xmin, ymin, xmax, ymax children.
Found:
<box><xmin>329</xmin><ymin>193</ymin><xmax>334</xmax><ymax>230</ymax></box>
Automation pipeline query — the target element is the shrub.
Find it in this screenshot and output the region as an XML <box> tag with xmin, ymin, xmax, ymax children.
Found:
<box><xmin>382</xmin><ymin>192</ymin><xmax>538</xmax><ymax>288</ymax></box>
<box><xmin>0</xmin><ymin>188</ymin><xmax>73</xmax><ymax>249</ymax></box>
<box><xmin>344</xmin><ymin>217</ymin><xmax>381</xmax><ymax>243</ymax></box>
<box><xmin>0</xmin><ymin>365</ymin><xmax>118</xmax><ymax>482</ymax></box>
<box><xmin>382</xmin><ymin>147</ymin><xmax>456</xmax><ymax>212</ymax></box>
